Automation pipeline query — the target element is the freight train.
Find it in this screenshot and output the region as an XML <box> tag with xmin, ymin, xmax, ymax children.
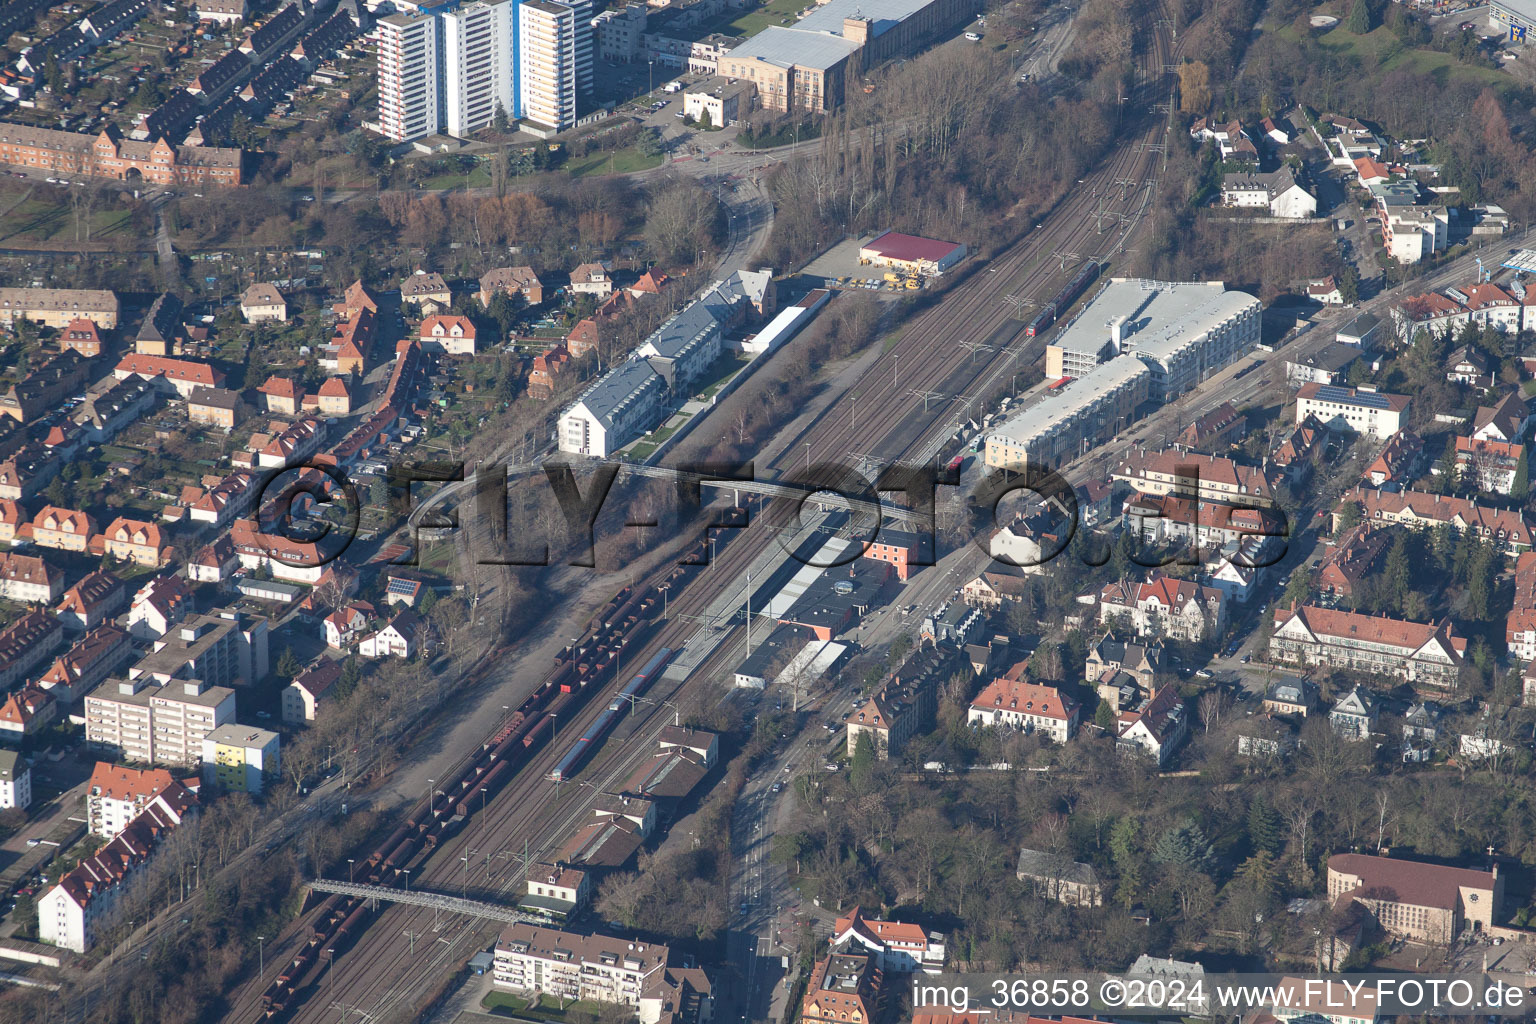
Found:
<box><xmin>1023</xmin><ymin>261</ymin><xmax>1101</xmax><ymax>338</ymax></box>
<box><xmin>256</xmin><ymin>525</ymin><xmax>739</xmax><ymax>1021</ymax></box>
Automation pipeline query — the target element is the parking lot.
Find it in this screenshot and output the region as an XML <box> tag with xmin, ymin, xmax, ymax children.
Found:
<box><xmin>798</xmin><ymin>235</ymin><xmax>929</xmax><ymax>293</ymax></box>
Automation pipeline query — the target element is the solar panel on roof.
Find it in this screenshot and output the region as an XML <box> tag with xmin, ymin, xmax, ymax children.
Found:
<box><xmin>1315</xmin><ymin>385</ymin><xmax>1391</xmax><ymax>409</ymax></box>
<box><xmin>386</xmin><ymin>578</ymin><xmax>418</xmax><ymax>595</ymax></box>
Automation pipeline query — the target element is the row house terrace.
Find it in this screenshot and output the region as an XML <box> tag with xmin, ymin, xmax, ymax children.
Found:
<box><xmin>1394</xmin><ymin>282</ymin><xmax>1533</xmax><ymax>342</ymax></box>
<box><xmin>55</xmin><ymin>569</ymin><xmax>125</xmax><ymax>631</ymax></box>
<box><xmin>1271</xmin><ymin>603</ymin><xmax>1466</xmax><ymax>692</ymax></box>
<box><xmin>1506</xmin><ymin>551</ymin><xmax>1536</xmax><ymax>662</ymax></box>
<box><xmin>0</xmin><ymin>610</ymin><xmax>63</xmax><ymax>689</ymax></box>
<box><xmin>38</xmin><ymin>781</ymin><xmax>196</xmax><ymax>953</ymax></box>
<box><xmin>1337</xmin><ymin>487</ymin><xmax>1533</xmax><ymax>557</ymax></box>
<box><xmin>1122</xmin><ymin>492</ymin><xmax>1287</xmax><ymax>557</ymax></box>
<box><xmin>39</xmin><ymin>625</ymin><xmax>133</xmax><ymax>703</ymax></box>
<box><xmin>1110</xmin><ymin>447</ymin><xmax>1281</xmax><ymax>507</ymax></box>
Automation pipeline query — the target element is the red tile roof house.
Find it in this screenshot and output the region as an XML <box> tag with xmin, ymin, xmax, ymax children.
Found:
<box><xmin>257</xmin><ymin>374</ymin><xmax>303</xmax><ymax>416</ymax></box>
<box><xmin>126</xmin><ymin>574</ymin><xmax>192</xmax><ymax>640</ymax></box>
<box><xmin>39</xmin><ymin>625</ymin><xmax>133</xmax><ymax>703</ymax></box>
<box><xmin>1271</xmin><ymin>603</ymin><xmax>1466</xmax><ymax>693</ymax></box>
<box><xmin>112</xmin><ymin>354</ymin><xmax>226</xmax><ymax>399</ymax></box>
<box><xmin>1316</xmin><ymin>524</ymin><xmax>1387</xmax><ymax>599</ymax></box>
<box><xmin>54</xmin><ymin>569</ymin><xmax>125</xmax><ymax>631</ymax></box>
<box><xmin>419</xmin><ymin>314</ymin><xmax>478</xmax><ymax>356</ymax></box>
<box><xmin>187</xmin><ymin>534</ymin><xmax>238</xmax><ymax>584</ymax></box>
<box><xmin>323</xmin><ymin>602</ymin><xmax>374</xmax><ymax>649</ymax></box>
<box><xmin>0</xmin><ymin>550</ymin><xmax>63</xmax><ymax>604</ymax></box>
<box><xmin>0</xmin><ymin>684</ymin><xmax>57</xmax><ymax>741</ymax></box>
<box><xmin>966</xmin><ymin>678</ymin><xmax>1080</xmax><ymax>743</ymax></box>
<box><xmin>38</xmin><ymin>780</ymin><xmax>197</xmax><ymax>952</ymax></box>
<box><xmin>1365</xmin><ymin>429</ymin><xmax>1423</xmax><ymax>487</ymax></box>
<box><xmin>831</xmin><ymin>906</ymin><xmax>945</xmax><ymax>974</ymax></box>
<box><xmin>90</xmin><ymin>516</ymin><xmax>171</xmax><ymax>568</ymax></box>
<box><xmin>528</xmin><ymin>346</ymin><xmax>572</xmax><ymax>400</ymax></box>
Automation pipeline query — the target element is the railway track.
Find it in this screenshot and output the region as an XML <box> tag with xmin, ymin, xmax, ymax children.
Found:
<box><xmin>782</xmin><ymin>45</ymin><xmax>1175</xmax><ymax>479</ymax></box>
<box><xmin>222</xmin><ymin>8</ymin><xmax>1181</xmax><ymax>1022</ymax></box>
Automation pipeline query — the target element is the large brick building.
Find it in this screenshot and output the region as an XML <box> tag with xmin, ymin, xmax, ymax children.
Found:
<box><xmin>0</xmin><ymin>124</ymin><xmax>242</xmax><ymax>186</ymax></box>
<box><xmin>1327</xmin><ymin>853</ymin><xmax>1501</xmax><ymax>944</ymax></box>
<box><xmin>718</xmin><ymin>0</ymin><xmax>975</xmax><ymax>112</ymax></box>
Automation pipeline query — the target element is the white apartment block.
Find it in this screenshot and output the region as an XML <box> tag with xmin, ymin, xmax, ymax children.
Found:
<box><xmin>84</xmin><ymin>677</ymin><xmax>235</xmax><ymax>767</ymax></box>
<box><xmin>39</xmin><ymin>783</ymin><xmax>194</xmax><ymax>953</ymax></box>
<box><xmin>0</xmin><ymin>750</ymin><xmax>30</xmax><ymax>811</ymax></box>
<box><xmin>493</xmin><ymin>923</ymin><xmax>669</xmax><ymax>1009</ymax></box>
<box><xmin>592</xmin><ymin>3</ymin><xmax>644</xmax><ymax>61</ymax></box>
<box><xmin>558</xmin><ymin>359</ymin><xmax>666</xmax><ymax>457</ymax></box>
<box><xmin>377</xmin><ymin>12</ymin><xmax>441</xmax><ymax>142</ymax></box>
<box><xmin>85</xmin><ymin>762</ymin><xmax>174</xmax><ymax>839</ymax></box>
<box><xmin>985</xmin><ymin>355</ymin><xmax>1152</xmax><ymax>472</ymax></box>
<box><xmin>442</xmin><ymin>0</ymin><xmax>515</xmax><ymax>137</ymax></box>
<box><xmin>520</xmin><ymin>0</ymin><xmax>580</xmax><ymax>131</ymax></box>
<box><xmin>1294</xmin><ymin>383</ymin><xmax>1409</xmax><ymax>440</ymax></box>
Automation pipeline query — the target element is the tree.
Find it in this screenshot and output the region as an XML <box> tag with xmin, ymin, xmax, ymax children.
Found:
<box><xmin>643</xmin><ymin>177</ymin><xmax>719</xmax><ymax>264</ymax></box>
<box><xmin>1335</xmin><ymin>501</ymin><xmax>1361</xmax><ymax>533</ymax></box>
<box><xmin>1152</xmin><ymin>818</ymin><xmax>1214</xmax><ymax>872</ymax></box>
<box><xmin>1247</xmin><ymin>795</ymin><xmax>1284</xmax><ymax>856</ymax></box>
<box><xmin>1176</xmin><ymin>61</ymin><xmax>1211</xmax><ymax>114</ymax></box>
<box><xmin>1095</xmin><ymin>701</ymin><xmax>1117</xmax><ymax>732</ymax></box>
<box><xmin>1513</xmin><ymin>446</ymin><xmax>1529</xmax><ymax>502</ymax></box>
<box><xmin>276</xmin><ymin>647</ymin><xmax>301</xmax><ymax>679</ymax></box>
<box><xmin>1346</xmin><ymin>0</ymin><xmax>1372</xmax><ymax>34</ymax></box>
<box><xmin>698</xmin><ymin>108</ymin><xmax>713</xmax><ymax>130</ymax></box>
<box><xmin>848</xmin><ymin>732</ymin><xmax>876</xmax><ymax>789</ymax></box>
<box><xmin>1337</xmin><ymin>265</ymin><xmax>1360</xmax><ymax>304</ymax></box>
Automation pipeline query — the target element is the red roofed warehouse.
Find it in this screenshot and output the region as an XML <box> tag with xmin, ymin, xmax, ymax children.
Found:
<box><xmin>857</xmin><ymin>231</ymin><xmax>967</xmax><ymax>276</ymax></box>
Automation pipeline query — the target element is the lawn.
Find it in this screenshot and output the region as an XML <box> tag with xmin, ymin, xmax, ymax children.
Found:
<box><xmin>564</xmin><ymin>144</ymin><xmax>664</xmax><ymax>177</ymax></box>
<box><xmin>0</xmin><ymin>192</ymin><xmax>136</xmax><ymax>245</ymax></box>
<box><xmin>480</xmin><ymin>992</ymin><xmax>611</xmax><ymax>1021</ymax></box>
<box><xmin>694</xmin><ymin>353</ymin><xmax>750</xmax><ymax>399</ymax></box>
<box><xmin>710</xmin><ymin>0</ymin><xmax>806</xmax><ymax>39</ymax></box>
<box><xmin>1269</xmin><ymin>21</ymin><xmax>1510</xmax><ymax>93</ymax></box>
<box><xmin>416</xmin><ymin>535</ymin><xmax>458</xmax><ymax>575</ymax></box>
<box><xmin>419</xmin><ymin>164</ymin><xmax>493</xmax><ymax>190</ymax></box>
